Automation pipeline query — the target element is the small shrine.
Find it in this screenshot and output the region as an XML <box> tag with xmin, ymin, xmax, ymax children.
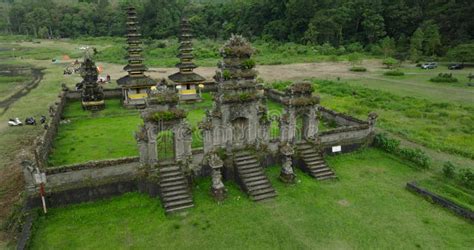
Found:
<box><xmin>117</xmin><ymin>6</ymin><xmax>156</xmax><ymax>108</ymax></box>
<box><xmin>168</xmin><ymin>17</ymin><xmax>205</xmax><ymax>102</ymax></box>
<box><xmin>79</xmin><ymin>53</ymin><xmax>104</xmax><ymax>110</ymax></box>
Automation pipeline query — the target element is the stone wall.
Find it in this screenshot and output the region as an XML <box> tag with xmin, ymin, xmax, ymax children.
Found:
<box><xmin>264</xmin><ymin>88</ymin><xmax>285</xmax><ymax>103</ymax></box>
<box><xmin>319</xmin><ymin>125</ymin><xmax>373</xmax><ymax>154</ymax></box>
<box><xmin>34</xmin><ymin>90</ymin><xmax>68</xmax><ymax>169</ymax></box>
<box><xmin>406</xmin><ymin>182</ymin><xmax>474</xmax><ymax>222</ymax></box>
<box><xmin>319</xmin><ymin>106</ymin><xmax>368</xmax><ymax>126</ymax></box>
<box><xmin>65</xmin><ymin>88</ymin><xmax>122</xmax><ymax>100</ymax></box>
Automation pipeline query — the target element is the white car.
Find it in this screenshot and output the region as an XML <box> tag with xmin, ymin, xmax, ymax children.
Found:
<box><xmin>421</xmin><ymin>62</ymin><xmax>438</xmax><ymax>69</ymax></box>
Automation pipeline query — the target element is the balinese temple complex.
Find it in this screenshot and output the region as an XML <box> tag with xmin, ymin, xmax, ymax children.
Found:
<box><xmin>117</xmin><ymin>6</ymin><xmax>156</xmax><ymax>108</ymax></box>
<box><xmin>168</xmin><ymin>18</ymin><xmax>205</xmax><ymax>102</ymax></box>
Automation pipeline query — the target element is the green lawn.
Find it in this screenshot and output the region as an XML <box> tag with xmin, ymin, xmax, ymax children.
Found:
<box><xmin>48</xmin><ymin>99</ymin><xmax>142</xmax><ymax>166</ymax></box>
<box><xmin>30</xmin><ymin>149</ymin><xmax>473</xmax><ymax>249</ymax></box>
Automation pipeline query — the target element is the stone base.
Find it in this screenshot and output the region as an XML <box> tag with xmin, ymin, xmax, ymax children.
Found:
<box><xmin>211</xmin><ymin>187</ymin><xmax>227</xmax><ymax>201</ymax></box>
<box><xmin>279</xmin><ymin>172</ymin><xmax>296</xmax><ymax>184</ymax></box>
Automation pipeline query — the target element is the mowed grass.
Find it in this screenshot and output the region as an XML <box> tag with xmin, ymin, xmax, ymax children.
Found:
<box><xmin>417</xmin><ymin>178</ymin><xmax>474</xmax><ymax>211</ymax></box>
<box><xmin>48</xmin><ymin>99</ymin><xmax>142</xmax><ymax>166</ymax></box>
<box><xmin>30</xmin><ymin>149</ymin><xmax>473</xmax><ymax>249</ymax></box>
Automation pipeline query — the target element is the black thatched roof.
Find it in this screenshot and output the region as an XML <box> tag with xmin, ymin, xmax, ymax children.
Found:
<box><xmin>176</xmin><ymin>62</ymin><xmax>197</xmax><ymax>69</ymax></box>
<box><xmin>117</xmin><ymin>75</ymin><xmax>156</xmax><ymax>87</ymax></box>
<box><xmin>169</xmin><ymin>72</ymin><xmax>205</xmax><ymax>83</ymax></box>
<box><xmin>124</xmin><ymin>64</ymin><xmax>148</xmax><ymax>71</ymax></box>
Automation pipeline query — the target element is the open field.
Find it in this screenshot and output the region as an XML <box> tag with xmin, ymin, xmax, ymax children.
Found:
<box><xmin>30</xmin><ymin>149</ymin><xmax>474</xmax><ymax>249</ymax></box>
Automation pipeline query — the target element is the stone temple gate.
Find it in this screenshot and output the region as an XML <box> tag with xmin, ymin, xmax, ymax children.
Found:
<box><xmin>280</xmin><ymin>83</ymin><xmax>320</xmax><ymax>143</ymax></box>
<box><xmin>136</xmin><ymin>85</ymin><xmax>192</xmax><ymax>166</ymax></box>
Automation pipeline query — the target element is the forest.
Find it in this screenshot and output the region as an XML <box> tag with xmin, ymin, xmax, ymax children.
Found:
<box><xmin>0</xmin><ymin>0</ymin><xmax>473</xmax><ymax>60</ymax></box>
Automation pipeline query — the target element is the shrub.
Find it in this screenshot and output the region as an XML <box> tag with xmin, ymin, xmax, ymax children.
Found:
<box><xmin>374</xmin><ymin>134</ymin><xmax>400</xmax><ymax>153</ymax></box>
<box><xmin>384</xmin><ymin>70</ymin><xmax>405</xmax><ymax>76</ymax></box>
<box><xmin>374</xmin><ymin>134</ymin><xmax>430</xmax><ymax>168</ymax></box>
<box><xmin>399</xmin><ymin>148</ymin><xmax>430</xmax><ymax>169</ymax></box>
<box><xmin>458</xmin><ymin>168</ymin><xmax>474</xmax><ymax>189</ymax></box>
<box><xmin>442</xmin><ymin>161</ymin><xmax>456</xmax><ymax>178</ymax></box>
<box><xmin>242</xmin><ymin>59</ymin><xmax>256</xmax><ymax>69</ymax></box>
<box><xmin>382</xmin><ymin>57</ymin><xmax>398</xmax><ymax>69</ymax></box>
<box><xmin>350</xmin><ymin>67</ymin><xmax>367</xmax><ymax>72</ymax></box>
<box><xmin>430</xmin><ymin>73</ymin><xmax>458</xmax><ymax>83</ymax></box>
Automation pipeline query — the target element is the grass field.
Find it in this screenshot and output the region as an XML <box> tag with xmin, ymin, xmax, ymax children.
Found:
<box><xmin>30</xmin><ymin>149</ymin><xmax>474</xmax><ymax>249</ymax></box>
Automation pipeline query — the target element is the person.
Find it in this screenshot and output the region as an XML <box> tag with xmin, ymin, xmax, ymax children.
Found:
<box><xmin>106</xmin><ymin>74</ymin><xmax>111</xmax><ymax>82</ymax></box>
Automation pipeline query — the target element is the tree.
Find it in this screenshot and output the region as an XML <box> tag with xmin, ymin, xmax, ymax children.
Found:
<box><xmin>361</xmin><ymin>9</ymin><xmax>386</xmax><ymax>44</ymax></box>
<box><xmin>348</xmin><ymin>52</ymin><xmax>363</xmax><ymax>66</ymax></box>
<box><xmin>446</xmin><ymin>43</ymin><xmax>474</xmax><ymax>66</ymax></box>
<box><xmin>422</xmin><ymin>22</ymin><xmax>441</xmax><ymax>56</ymax></box>
<box><xmin>380</xmin><ymin>36</ymin><xmax>396</xmax><ymax>58</ymax></box>
<box><xmin>409</xmin><ymin>28</ymin><xmax>424</xmax><ymax>62</ymax></box>
<box><xmin>382</xmin><ymin>57</ymin><xmax>398</xmax><ymax>69</ymax></box>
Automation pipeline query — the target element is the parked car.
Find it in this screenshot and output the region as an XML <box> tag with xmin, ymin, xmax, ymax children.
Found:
<box><xmin>448</xmin><ymin>64</ymin><xmax>464</xmax><ymax>70</ymax></box>
<box><xmin>421</xmin><ymin>62</ymin><xmax>438</xmax><ymax>69</ymax></box>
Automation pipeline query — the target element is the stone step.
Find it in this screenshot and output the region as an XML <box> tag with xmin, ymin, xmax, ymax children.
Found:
<box><xmin>165</xmin><ymin>204</ymin><xmax>194</xmax><ymax>213</ymax></box>
<box><xmin>310</xmin><ymin>167</ymin><xmax>331</xmax><ymax>174</ymax></box>
<box><xmin>161</xmin><ymin>184</ymin><xmax>187</xmax><ymax>192</ymax></box>
<box><xmin>246</xmin><ymin>179</ymin><xmax>270</xmax><ymax>187</ymax></box>
<box><xmin>306</xmin><ymin>160</ymin><xmax>325</xmax><ymax>166</ymax></box>
<box><xmin>164</xmin><ymin>198</ymin><xmax>193</xmax><ymax>209</ymax></box>
<box><xmin>250</xmin><ymin>186</ymin><xmax>275</xmax><ymax>196</ymax></box>
<box><xmin>235</xmin><ymin>155</ymin><xmax>254</xmax><ymax>161</ymax></box>
<box><xmin>251</xmin><ymin>191</ymin><xmax>277</xmax><ymax>202</ymax></box>
<box><xmin>241</xmin><ymin>171</ymin><xmax>264</xmax><ymax>179</ymax></box>
<box><xmin>297</xmin><ymin>144</ymin><xmax>313</xmax><ymax>150</ymax></box>
<box><xmin>161</xmin><ymin>176</ymin><xmax>186</xmax><ymax>183</ymax></box>
<box><xmin>248</xmin><ymin>183</ymin><xmax>272</xmax><ymax>192</ymax></box>
<box><xmin>313</xmin><ymin>171</ymin><xmax>335</xmax><ymax>179</ymax></box>
<box><xmin>160</xmin><ymin>179</ymin><xmax>186</xmax><ymax>188</ymax></box>
<box><xmin>304</xmin><ymin>155</ymin><xmax>323</xmax><ymax>162</ymax></box>
<box><xmin>161</xmin><ymin>171</ymin><xmax>181</xmax><ymax>178</ymax></box>
<box><xmin>159</xmin><ymin>166</ymin><xmax>180</xmax><ymax>173</ymax></box>
<box><xmin>245</xmin><ymin>175</ymin><xmax>266</xmax><ymax>183</ymax></box>
<box><xmin>163</xmin><ymin>194</ymin><xmax>191</xmax><ymax>203</ymax></box>
<box><xmin>239</xmin><ymin>166</ymin><xmax>263</xmax><ymax>174</ymax></box>
<box><xmin>236</xmin><ymin>159</ymin><xmax>258</xmax><ymax>166</ymax></box>
<box><xmin>162</xmin><ymin>189</ymin><xmax>188</xmax><ymax>198</ymax></box>
<box><xmin>237</xmin><ymin>163</ymin><xmax>260</xmax><ymax>170</ymax></box>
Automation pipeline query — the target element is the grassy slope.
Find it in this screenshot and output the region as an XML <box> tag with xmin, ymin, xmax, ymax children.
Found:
<box><xmin>30</xmin><ymin>149</ymin><xmax>474</xmax><ymax>249</ymax></box>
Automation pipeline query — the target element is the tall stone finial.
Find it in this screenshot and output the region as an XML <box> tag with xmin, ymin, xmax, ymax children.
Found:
<box><xmin>123</xmin><ymin>6</ymin><xmax>147</xmax><ymax>78</ymax></box>
<box><xmin>216</xmin><ymin>34</ymin><xmax>257</xmax><ymax>82</ymax></box>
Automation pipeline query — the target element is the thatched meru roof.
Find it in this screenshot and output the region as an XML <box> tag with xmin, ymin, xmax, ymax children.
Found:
<box><xmin>117</xmin><ymin>75</ymin><xmax>156</xmax><ymax>87</ymax></box>
<box><xmin>169</xmin><ymin>72</ymin><xmax>205</xmax><ymax>83</ymax></box>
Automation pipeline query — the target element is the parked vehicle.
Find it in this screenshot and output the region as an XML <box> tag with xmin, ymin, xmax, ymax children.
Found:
<box><xmin>448</xmin><ymin>64</ymin><xmax>464</xmax><ymax>70</ymax></box>
<box><xmin>421</xmin><ymin>62</ymin><xmax>438</xmax><ymax>69</ymax></box>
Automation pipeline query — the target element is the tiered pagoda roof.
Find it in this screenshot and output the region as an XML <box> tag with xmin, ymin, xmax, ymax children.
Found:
<box><xmin>117</xmin><ymin>6</ymin><xmax>155</xmax><ymax>87</ymax></box>
<box><xmin>169</xmin><ymin>18</ymin><xmax>206</xmax><ymax>83</ymax></box>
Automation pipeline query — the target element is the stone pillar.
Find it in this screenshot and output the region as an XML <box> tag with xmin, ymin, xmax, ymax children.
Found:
<box><xmin>279</xmin><ymin>143</ymin><xmax>296</xmax><ymax>184</ymax></box>
<box><xmin>208</xmin><ymin>153</ymin><xmax>226</xmax><ymax>201</ymax></box>
<box><xmin>146</xmin><ymin>125</ymin><xmax>158</xmax><ymax>165</ymax></box>
<box><xmin>287</xmin><ymin>110</ymin><xmax>297</xmax><ymax>143</ymax></box>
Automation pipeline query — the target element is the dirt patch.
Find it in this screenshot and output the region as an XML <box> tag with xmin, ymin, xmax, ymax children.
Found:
<box><xmin>0</xmin><ymin>68</ymin><xmax>44</xmax><ymax>115</ymax></box>
<box><xmin>97</xmin><ymin>60</ymin><xmax>384</xmax><ymax>85</ymax></box>
<box><xmin>337</xmin><ymin>199</ymin><xmax>350</xmax><ymax>207</ymax></box>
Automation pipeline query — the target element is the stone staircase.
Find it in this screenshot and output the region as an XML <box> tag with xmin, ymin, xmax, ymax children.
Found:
<box><xmin>158</xmin><ymin>164</ymin><xmax>194</xmax><ymax>213</ymax></box>
<box><xmin>296</xmin><ymin>143</ymin><xmax>336</xmax><ymax>180</ymax></box>
<box><xmin>234</xmin><ymin>151</ymin><xmax>277</xmax><ymax>202</ymax></box>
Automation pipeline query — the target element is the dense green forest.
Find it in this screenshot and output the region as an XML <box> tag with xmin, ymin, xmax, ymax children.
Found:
<box><xmin>0</xmin><ymin>0</ymin><xmax>473</xmax><ymax>58</ymax></box>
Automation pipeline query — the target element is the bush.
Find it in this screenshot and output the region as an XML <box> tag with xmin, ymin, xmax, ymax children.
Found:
<box><xmin>374</xmin><ymin>134</ymin><xmax>430</xmax><ymax>168</ymax></box>
<box><xmin>458</xmin><ymin>168</ymin><xmax>474</xmax><ymax>189</ymax></box>
<box><xmin>399</xmin><ymin>148</ymin><xmax>430</xmax><ymax>169</ymax></box>
<box><xmin>384</xmin><ymin>70</ymin><xmax>405</xmax><ymax>76</ymax></box>
<box><xmin>374</xmin><ymin>133</ymin><xmax>400</xmax><ymax>153</ymax></box>
<box><xmin>442</xmin><ymin>161</ymin><xmax>456</xmax><ymax>178</ymax></box>
<box><xmin>430</xmin><ymin>73</ymin><xmax>458</xmax><ymax>83</ymax></box>
<box><xmin>350</xmin><ymin>67</ymin><xmax>367</xmax><ymax>72</ymax></box>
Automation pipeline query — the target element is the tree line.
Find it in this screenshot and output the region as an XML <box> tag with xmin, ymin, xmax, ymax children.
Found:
<box><xmin>0</xmin><ymin>0</ymin><xmax>473</xmax><ymax>59</ymax></box>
